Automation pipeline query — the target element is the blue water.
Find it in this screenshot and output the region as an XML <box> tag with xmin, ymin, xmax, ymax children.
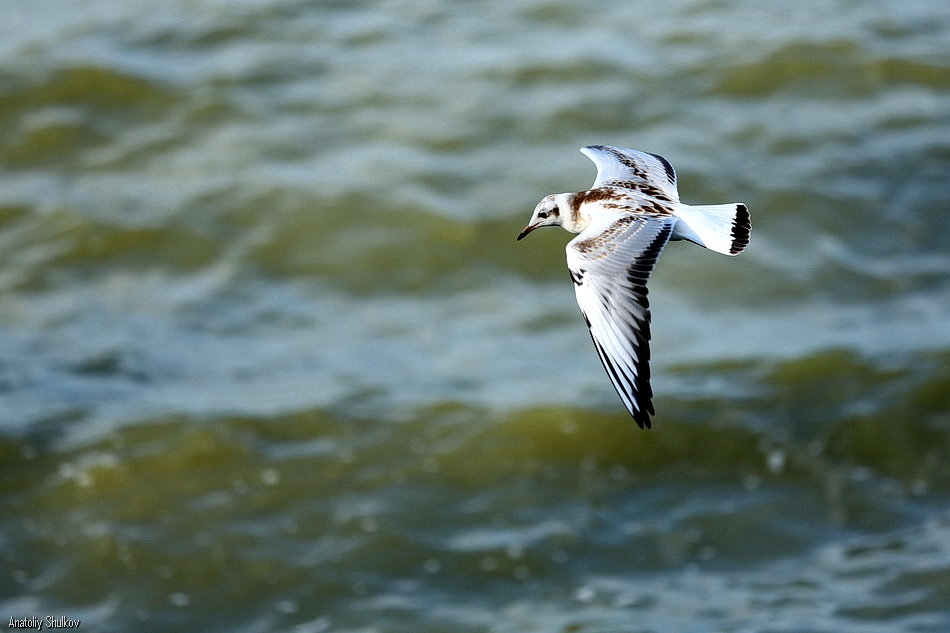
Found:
<box><xmin>1</xmin><ymin>1</ymin><xmax>949</xmax><ymax>631</ymax></box>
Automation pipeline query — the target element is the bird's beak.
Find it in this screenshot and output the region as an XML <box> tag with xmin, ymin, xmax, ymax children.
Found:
<box><xmin>516</xmin><ymin>223</ymin><xmax>538</xmax><ymax>241</ymax></box>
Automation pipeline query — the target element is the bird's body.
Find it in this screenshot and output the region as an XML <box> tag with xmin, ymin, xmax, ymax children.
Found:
<box><xmin>517</xmin><ymin>145</ymin><xmax>750</xmax><ymax>428</ymax></box>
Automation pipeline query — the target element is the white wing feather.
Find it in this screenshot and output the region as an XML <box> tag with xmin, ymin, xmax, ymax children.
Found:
<box><xmin>580</xmin><ymin>145</ymin><xmax>680</xmax><ymax>202</ymax></box>
<box><xmin>566</xmin><ymin>213</ymin><xmax>676</xmax><ymax>428</ymax></box>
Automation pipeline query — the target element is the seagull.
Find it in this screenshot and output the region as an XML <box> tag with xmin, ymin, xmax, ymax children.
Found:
<box><xmin>517</xmin><ymin>145</ymin><xmax>750</xmax><ymax>428</ymax></box>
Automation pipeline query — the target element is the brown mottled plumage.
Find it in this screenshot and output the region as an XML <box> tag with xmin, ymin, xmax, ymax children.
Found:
<box><xmin>517</xmin><ymin>145</ymin><xmax>750</xmax><ymax>428</ymax></box>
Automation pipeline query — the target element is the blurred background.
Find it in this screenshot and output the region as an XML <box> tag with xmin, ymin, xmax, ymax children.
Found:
<box><xmin>1</xmin><ymin>1</ymin><xmax>949</xmax><ymax>631</ymax></box>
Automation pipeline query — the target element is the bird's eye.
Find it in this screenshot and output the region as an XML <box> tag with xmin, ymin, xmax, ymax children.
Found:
<box><xmin>538</xmin><ymin>211</ymin><xmax>548</xmax><ymax>219</ymax></box>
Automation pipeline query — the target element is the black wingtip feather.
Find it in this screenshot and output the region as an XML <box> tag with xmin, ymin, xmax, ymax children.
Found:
<box><xmin>634</xmin><ymin>411</ymin><xmax>652</xmax><ymax>430</ymax></box>
<box><xmin>571</xmin><ymin>218</ymin><xmax>672</xmax><ymax>430</ymax></box>
<box><xmin>646</xmin><ymin>152</ymin><xmax>676</xmax><ymax>186</ymax></box>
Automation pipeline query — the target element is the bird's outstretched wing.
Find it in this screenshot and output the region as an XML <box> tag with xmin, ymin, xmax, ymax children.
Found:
<box><xmin>580</xmin><ymin>145</ymin><xmax>680</xmax><ymax>202</ymax></box>
<box><xmin>566</xmin><ymin>213</ymin><xmax>676</xmax><ymax>428</ymax></box>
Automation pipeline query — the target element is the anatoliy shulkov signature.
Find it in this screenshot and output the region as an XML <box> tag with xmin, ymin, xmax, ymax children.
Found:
<box><xmin>8</xmin><ymin>615</ymin><xmax>81</xmax><ymax>631</ymax></box>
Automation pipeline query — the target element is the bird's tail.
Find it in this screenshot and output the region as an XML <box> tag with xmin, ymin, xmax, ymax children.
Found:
<box><xmin>673</xmin><ymin>203</ymin><xmax>750</xmax><ymax>256</ymax></box>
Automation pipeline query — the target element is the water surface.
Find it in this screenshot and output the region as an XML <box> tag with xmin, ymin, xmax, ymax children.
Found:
<box><xmin>2</xmin><ymin>1</ymin><xmax>949</xmax><ymax>631</ymax></box>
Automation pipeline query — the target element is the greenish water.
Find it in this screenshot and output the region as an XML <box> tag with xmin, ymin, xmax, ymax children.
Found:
<box><xmin>2</xmin><ymin>1</ymin><xmax>949</xmax><ymax>631</ymax></box>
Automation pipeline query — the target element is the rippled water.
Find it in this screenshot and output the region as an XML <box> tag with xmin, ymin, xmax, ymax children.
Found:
<box><xmin>2</xmin><ymin>1</ymin><xmax>949</xmax><ymax>632</ymax></box>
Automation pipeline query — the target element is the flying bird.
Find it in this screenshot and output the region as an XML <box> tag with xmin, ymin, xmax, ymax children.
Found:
<box><xmin>517</xmin><ymin>145</ymin><xmax>750</xmax><ymax>428</ymax></box>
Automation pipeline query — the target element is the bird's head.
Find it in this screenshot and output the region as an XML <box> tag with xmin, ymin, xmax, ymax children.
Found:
<box><xmin>517</xmin><ymin>193</ymin><xmax>569</xmax><ymax>240</ymax></box>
